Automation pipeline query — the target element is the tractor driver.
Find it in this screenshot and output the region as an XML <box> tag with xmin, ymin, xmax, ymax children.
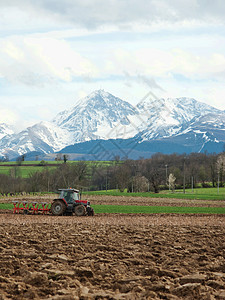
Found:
<box><xmin>65</xmin><ymin>192</ymin><xmax>74</xmax><ymax>204</ymax></box>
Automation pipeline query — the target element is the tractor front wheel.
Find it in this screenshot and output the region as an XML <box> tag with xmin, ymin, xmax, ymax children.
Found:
<box><xmin>74</xmin><ymin>205</ymin><xmax>86</xmax><ymax>216</ymax></box>
<box><xmin>51</xmin><ymin>200</ymin><xmax>66</xmax><ymax>216</ymax></box>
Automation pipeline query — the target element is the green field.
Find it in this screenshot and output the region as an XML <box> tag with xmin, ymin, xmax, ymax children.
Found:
<box><xmin>0</xmin><ymin>165</ymin><xmax>49</xmax><ymax>178</ymax></box>
<box><xmin>0</xmin><ymin>160</ymin><xmax>119</xmax><ymax>178</ymax></box>
<box><xmin>0</xmin><ymin>203</ymin><xmax>14</xmax><ymax>210</ymax></box>
<box><xmin>0</xmin><ymin>161</ymin><xmax>65</xmax><ymax>178</ymax></box>
<box><xmin>85</xmin><ymin>187</ymin><xmax>225</xmax><ymax>200</ymax></box>
<box><xmin>92</xmin><ymin>205</ymin><xmax>225</xmax><ymax>214</ymax></box>
<box><xmin>1</xmin><ymin>203</ymin><xmax>224</xmax><ymax>214</ymax></box>
<box><xmin>0</xmin><ymin>161</ymin><xmax>67</xmax><ymax>165</ymax></box>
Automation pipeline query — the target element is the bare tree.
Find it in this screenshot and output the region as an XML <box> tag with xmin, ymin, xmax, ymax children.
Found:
<box><xmin>111</xmin><ymin>163</ymin><xmax>132</xmax><ymax>192</ymax></box>
<box><xmin>63</xmin><ymin>154</ymin><xmax>69</xmax><ymax>163</ymax></box>
<box><xmin>168</xmin><ymin>173</ymin><xmax>176</xmax><ymax>192</ymax></box>
<box><xmin>198</xmin><ymin>166</ymin><xmax>207</xmax><ymax>187</ymax></box>
<box><xmin>217</xmin><ymin>154</ymin><xmax>225</xmax><ymax>187</ymax></box>
<box><xmin>128</xmin><ymin>175</ymin><xmax>149</xmax><ymax>192</ymax></box>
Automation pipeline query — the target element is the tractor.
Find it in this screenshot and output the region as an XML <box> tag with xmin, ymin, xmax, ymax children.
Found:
<box><xmin>50</xmin><ymin>188</ymin><xmax>94</xmax><ymax>216</ymax></box>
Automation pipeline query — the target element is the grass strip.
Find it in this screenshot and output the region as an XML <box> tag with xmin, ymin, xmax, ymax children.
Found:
<box><xmin>0</xmin><ymin>203</ymin><xmax>14</xmax><ymax>210</ymax></box>
<box><xmin>1</xmin><ymin>203</ymin><xmax>224</xmax><ymax>214</ymax></box>
<box><xmin>92</xmin><ymin>205</ymin><xmax>225</xmax><ymax>214</ymax></box>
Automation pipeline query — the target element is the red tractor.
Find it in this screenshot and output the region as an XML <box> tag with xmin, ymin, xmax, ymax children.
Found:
<box><xmin>50</xmin><ymin>188</ymin><xmax>94</xmax><ymax>216</ymax></box>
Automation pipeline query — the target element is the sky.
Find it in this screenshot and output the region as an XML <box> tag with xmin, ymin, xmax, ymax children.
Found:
<box><xmin>0</xmin><ymin>0</ymin><xmax>225</xmax><ymax>132</ymax></box>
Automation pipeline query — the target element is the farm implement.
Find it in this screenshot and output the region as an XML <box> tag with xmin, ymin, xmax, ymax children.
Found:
<box><xmin>13</xmin><ymin>201</ymin><xmax>51</xmax><ymax>215</ymax></box>
<box><xmin>12</xmin><ymin>188</ymin><xmax>94</xmax><ymax>216</ymax></box>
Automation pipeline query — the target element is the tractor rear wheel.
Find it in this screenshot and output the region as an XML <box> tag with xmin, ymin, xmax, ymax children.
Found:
<box><xmin>74</xmin><ymin>205</ymin><xmax>86</xmax><ymax>216</ymax></box>
<box><xmin>51</xmin><ymin>200</ymin><xmax>66</xmax><ymax>216</ymax></box>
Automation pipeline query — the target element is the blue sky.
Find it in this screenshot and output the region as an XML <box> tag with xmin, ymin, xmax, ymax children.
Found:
<box><xmin>0</xmin><ymin>0</ymin><xmax>225</xmax><ymax>131</ymax></box>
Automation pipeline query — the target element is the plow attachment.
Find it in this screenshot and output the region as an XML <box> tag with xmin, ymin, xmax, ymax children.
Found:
<box><xmin>12</xmin><ymin>201</ymin><xmax>51</xmax><ymax>215</ymax></box>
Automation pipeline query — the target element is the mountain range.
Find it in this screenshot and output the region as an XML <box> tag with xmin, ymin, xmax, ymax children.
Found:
<box><xmin>0</xmin><ymin>89</ymin><xmax>224</xmax><ymax>160</ymax></box>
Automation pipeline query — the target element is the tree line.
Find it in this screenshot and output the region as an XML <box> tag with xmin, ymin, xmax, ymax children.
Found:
<box><xmin>0</xmin><ymin>152</ymin><xmax>224</xmax><ymax>195</ymax></box>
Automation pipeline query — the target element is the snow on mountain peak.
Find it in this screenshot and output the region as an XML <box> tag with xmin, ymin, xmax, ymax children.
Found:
<box><xmin>53</xmin><ymin>90</ymin><xmax>137</xmax><ymax>139</ymax></box>
<box><xmin>76</xmin><ymin>89</ymin><xmax>134</xmax><ymax>111</ymax></box>
<box><xmin>0</xmin><ymin>123</ymin><xmax>14</xmax><ymax>140</ymax></box>
<box><xmin>0</xmin><ymin>90</ymin><xmax>224</xmax><ymax>159</ymax></box>
<box><xmin>135</xmin><ymin>96</ymin><xmax>221</xmax><ymax>140</ymax></box>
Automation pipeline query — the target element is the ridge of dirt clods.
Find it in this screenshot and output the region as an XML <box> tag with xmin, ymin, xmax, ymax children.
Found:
<box><xmin>86</xmin><ymin>194</ymin><xmax>225</xmax><ymax>207</ymax></box>
<box><xmin>0</xmin><ymin>213</ymin><xmax>225</xmax><ymax>299</ymax></box>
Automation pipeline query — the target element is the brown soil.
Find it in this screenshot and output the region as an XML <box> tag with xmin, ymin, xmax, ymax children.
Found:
<box><xmin>0</xmin><ymin>196</ymin><xmax>225</xmax><ymax>299</ymax></box>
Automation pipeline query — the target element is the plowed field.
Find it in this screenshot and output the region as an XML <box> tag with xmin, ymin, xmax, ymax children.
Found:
<box><xmin>0</xmin><ymin>195</ymin><xmax>225</xmax><ymax>299</ymax></box>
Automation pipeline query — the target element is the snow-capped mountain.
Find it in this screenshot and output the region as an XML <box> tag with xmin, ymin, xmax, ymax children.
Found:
<box><xmin>0</xmin><ymin>90</ymin><xmax>224</xmax><ymax>160</ymax></box>
<box><xmin>165</xmin><ymin>111</ymin><xmax>225</xmax><ymax>153</ymax></box>
<box><xmin>135</xmin><ymin>97</ymin><xmax>220</xmax><ymax>141</ymax></box>
<box><xmin>0</xmin><ymin>90</ymin><xmax>138</xmax><ymax>158</ymax></box>
<box><xmin>0</xmin><ymin>123</ymin><xmax>14</xmax><ymax>140</ymax></box>
<box><xmin>0</xmin><ymin>121</ymin><xmax>73</xmax><ymax>157</ymax></box>
<box><xmin>53</xmin><ymin>90</ymin><xmax>138</xmax><ymax>141</ymax></box>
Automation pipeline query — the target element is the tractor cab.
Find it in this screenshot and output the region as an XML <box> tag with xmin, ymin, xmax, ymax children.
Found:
<box><xmin>59</xmin><ymin>188</ymin><xmax>79</xmax><ymax>204</ymax></box>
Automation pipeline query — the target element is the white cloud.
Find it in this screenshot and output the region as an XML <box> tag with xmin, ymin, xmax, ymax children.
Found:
<box><xmin>201</xmin><ymin>85</ymin><xmax>225</xmax><ymax>111</ymax></box>
<box><xmin>25</xmin><ymin>37</ymin><xmax>98</xmax><ymax>81</ymax></box>
<box><xmin>1</xmin><ymin>0</ymin><xmax>225</xmax><ymax>34</ymax></box>
<box><xmin>0</xmin><ymin>36</ymin><xmax>98</xmax><ymax>86</ymax></box>
<box><xmin>104</xmin><ymin>47</ymin><xmax>225</xmax><ymax>81</ymax></box>
<box><xmin>0</xmin><ymin>107</ymin><xmax>18</xmax><ymax>125</ymax></box>
<box><xmin>172</xmin><ymin>50</ymin><xmax>225</xmax><ymax>79</ymax></box>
